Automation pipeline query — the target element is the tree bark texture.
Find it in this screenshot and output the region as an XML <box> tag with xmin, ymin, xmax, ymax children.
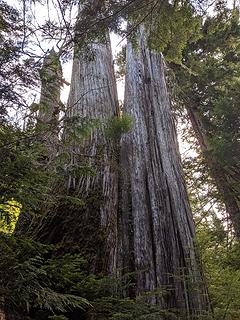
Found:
<box><xmin>118</xmin><ymin>27</ymin><xmax>210</xmax><ymax>316</ymax></box>
<box><xmin>15</xmin><ymin>50</ymin><xmax>62</xmax><ymax>235</ymax></box>
<box><xmin>0</xmin><ymin>297</ymin><xmax>5</xmax><ymax>320</ymax></box>
<box><xmin>37</xmin><ymin>48</ymin><xmax>62</xmax><ymax>160</ymax></box>
<box><xmin>187</xmin><ymin>105</ymin><xmax>240</xmax><ymax>238</ymax></box>
<box><xmin>64</xmin><ymin>26</ymin><xmax>119</xmax><ymax>273</ymax></box>
<box><xmin>17</xmin><ymin>2</ymin><xmax>119</xmax><ymax>276</ymax></box>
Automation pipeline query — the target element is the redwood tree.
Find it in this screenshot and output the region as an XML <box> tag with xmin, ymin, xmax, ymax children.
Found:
<box><xmin>118</xmin><ymin>26</ymin><xmax>210</xmax><ymax>316</ymax></box>
<box><xmin>63</xmin><ymin>2</ymin><xmax>119</xmax><ymax>273</ymax></box>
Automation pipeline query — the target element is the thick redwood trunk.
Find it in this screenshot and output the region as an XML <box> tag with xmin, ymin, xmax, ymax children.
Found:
<box><xmin>30</xmin><ymin>35</ymin><xmax>119</xmax><ymax>274</ymax></box>
<box><xmin>187</xmin><ymin>105</ymin><xmax>240</xmax><ymax>238</ymax></box>
<box><xmin>118</xmin><ymin>27</ymin><xmax>210</xmax><ymax>316</ymax></box>
<box><xmin>17</xmin><ymin>2</ymin><xmax>119</xmax><ymax>275</ymax></box>
<box><xmin>64</xmin><ymin>23</ymin><xmax>119</xmax><ymax>272</ymax></box>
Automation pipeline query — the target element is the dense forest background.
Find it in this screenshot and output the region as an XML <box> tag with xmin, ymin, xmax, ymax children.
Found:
<box><xmin>0</xmin><ymin>0</ymin><xmax>240</xmax><ymax>319</ymax></box>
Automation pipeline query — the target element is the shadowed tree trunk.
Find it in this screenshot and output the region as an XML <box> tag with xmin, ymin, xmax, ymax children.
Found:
<box><xmin>118</xmin><ymin>26</ymin><xmax>210</xmax><ymax>317</ymax></box>
<box><xmin>15</xmin><ymin>49</ymin><xmax>62</xmax><ymax>234</ymax></box>
<box><xmin>187</xmin><ymin>105</ymin><xmax>240</xmax><ymax>238</ymax></box>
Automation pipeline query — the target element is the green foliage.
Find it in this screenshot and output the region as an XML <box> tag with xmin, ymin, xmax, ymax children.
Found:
<box><xmin>0</xmin><ymin>233</ymin><xmax>173</xmax><ymax>319</ymax></box>
<box><xmin>63</xmin><ymin>116</ymin><xmax>101</xmax><ymax>145</ymax></box>
<box><xmin>105</xmin><ymin>114</ymin><xmax>134</xmax><ymax>141</ymax></box>
<box><xmin>0</xmin><ymin>233</ymin><xmax>90</xmax><ymax>317</ymax></box>
<box><xmin>0</xmin><ymin>0</ymin><xmax>37</xmax><ymax>118</ymax></box>
<box><xmin>174</xmin><ymin>4</ymin><xmax>240</xmax><ymax>235</ymax></box>
<box><xmin>176</xmin><ymin>6</ymin><xmax>240</xmax><ymax>167</ymax></box>
<box><xmin>171</xmin><ymin>5</ymin><xmax>240</xmax><ymax>319</ymax></box>
<box><xmin>59</xmin><ymin>195</ymin><xmax>86</xmax><ymax>208</ymax></box>
<box><xmin>90</xmin><ymin>295</ymin><xmax>178</xmax><ymax>320</ymax></box>
<box><xmin>73</xmin><ymin>0</ymin><xmax>204</xmax><ymax>64</ymax></box>
<box><xmin>115</xmin><ymin>46</ymin><xmax>126</xmax><ymax>80</ymax></box>
<box><xmin>145</xmin><ymin>1</ymin><xmax>202</xmax><ymax>63</ymax></box>
<box><xmin>0</xmin><ymin>123</ymin><xmax>62</xmax><ymax>232</ymax></box>
<box><xmin>86</xmin><ymin>287</ymin><xmax>213</xmax><ymax>319</ymax></box>
<box><xmin>197</xmin><ymin>220</ymin><xmax>240</xmax><ymax>320</ymax></box>
<box><xmin>0</xmin><ymin>199</ymin><xmax>21</xmax><ymax>233</ymax></box>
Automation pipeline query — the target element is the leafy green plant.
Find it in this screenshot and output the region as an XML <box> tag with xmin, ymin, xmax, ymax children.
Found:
<box><xmin>197</xmin><ymin>220</ymin><xmax>240</xmax><ymax>320</ymax></box>
<box><xmin>0</xmin><ymin>234</ymin><xmax>90</xmax><ymax>317</ymax></box>
<box><xmin>105</xmin><ymin>114</ymin><xmax>134</xmax><ymax>141</ymax></box>
<box><xmin>0</xmin><ymin>199</ymin><xmax>21</xmax><ymax>233</ymax></box>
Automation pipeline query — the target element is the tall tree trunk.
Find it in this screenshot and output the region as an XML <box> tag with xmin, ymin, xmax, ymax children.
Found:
<box><xmin>15</xmin><ymin>49</ymin><xmax>62</xmax><ymax>234</ymax></box>
<box><xmin>37</xmin><ymin>48</ymin><xmax>62</xmax><ymax>161</ymax></box>
<box><xmin>118</xmin><ymin>26</ymin><xmax>210</xmax><ymax>316</ymax></box>
<box><xmin>187</xmin><ymin>105</ymin><xmax>240</xmax><ymax>238</ymax></box>
<box><xmin>17</xmin><ymin>1</ymin><xmax>119</xmax><ymax>275</ymax></box>
<box><xmin>61</xmin><ymin>3</ymin><xmax>119</xmax><ymax>273</ymax></box>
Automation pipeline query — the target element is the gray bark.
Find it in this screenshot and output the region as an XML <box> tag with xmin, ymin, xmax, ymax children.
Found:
<box><xmin>118</xmin><ymin>27</ymin><xmax>210</xmax><ymax>316</ymax></box>
<box><xmin>17</xmin><ymin>2</ymin><xmax>119</xmax><ymax>275</ymax></box>
<box><xmin>65</xmin><ymin>27</ymin><xmax>119</xmax><ymax>273</ymax></box>
<box><xmin>37</xmin><ymin>48</ymin><xmax>62</xmax><ymax>160</ymax></box>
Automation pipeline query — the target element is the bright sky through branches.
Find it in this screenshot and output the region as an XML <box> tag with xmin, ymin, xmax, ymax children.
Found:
<box><xmin>6</xmin><ymin>0</ymin><xmax>235</xmax><ymax>107</ymax></box>
<box><xmin>6</xmin><ymin>0</ymin><xmax>125</xmax><ymax>105</ymax></box>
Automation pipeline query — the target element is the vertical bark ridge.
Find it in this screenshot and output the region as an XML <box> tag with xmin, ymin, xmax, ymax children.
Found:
<box><xmin>119</xmin><ymin>26</ymin><xmax>210</xmax><ymax>316</ymax></box>
<box><xmin>37</xmin><ymin>48</ymin><xmax>62</xmax><ymax>160</ymax></box>
<box><xmin>66</xmin><ymin>27</ymin><xmax>119</xmax><ymax>273</ymax></box>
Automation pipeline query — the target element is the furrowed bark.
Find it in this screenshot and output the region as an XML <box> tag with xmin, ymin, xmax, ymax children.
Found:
<box><xmin>37</xmin><ymin>48</ymin><xmax>62</xmax><ymax>160</ymax></box>
<box><xmin>17</xmin><ymin>1</ymin><xmax>119</xmax><ymax>275</ymax></box>
<box><xmin>118</xmin><ymin>26</ymin><xmax>210</xmax><ymax>316</ymax></box>
<box><xmin>61</xmin><ymin>2</ymin><xmax>119</xmax><ymax>273</ymax></box>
